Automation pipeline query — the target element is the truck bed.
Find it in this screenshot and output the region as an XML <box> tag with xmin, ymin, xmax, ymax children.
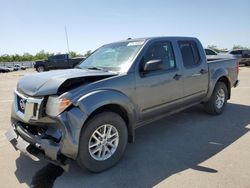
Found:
<box><xmin>208</xmin><ymin>58</ymin><xmax>238</xmax><ymax>87</ymax></box>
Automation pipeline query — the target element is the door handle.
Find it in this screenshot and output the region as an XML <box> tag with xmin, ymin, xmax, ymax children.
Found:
<box><xmin>173</xmin><ymin>74</ymin><xmax>182</xmax><ymax>80</ymax></box>
<box><xmin>200</xmin><ymin>69</ymin><xmax>208</xmax><ymax>74</ymax></box>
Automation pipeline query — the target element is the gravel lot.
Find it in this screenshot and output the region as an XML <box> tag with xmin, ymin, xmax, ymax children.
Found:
<box><xmin>0</xmin><ymin>67</ymin><xmax>250</xmax><ymax>188</ymax></box>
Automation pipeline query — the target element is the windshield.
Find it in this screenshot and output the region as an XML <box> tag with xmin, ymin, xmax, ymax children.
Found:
<box><xmin>78</xmin><ymin>40</ymin><xmax>144</xmax><ymax>72</ymax></box>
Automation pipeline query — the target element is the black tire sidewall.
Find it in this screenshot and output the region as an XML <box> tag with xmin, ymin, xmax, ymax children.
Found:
<box><xmin>36</xmin><ymin>66</ymin><xmax>44</xmax><ymax>72</ymax></box>
<box><xmin>77</xmin><ymin>111</ymin><xmax>128</xmax><ymax>172</ymax></box>
<box><xmin>211</xmin><ymin>82</ymin><xmax>228</xmax><ymax>114</ymax></box>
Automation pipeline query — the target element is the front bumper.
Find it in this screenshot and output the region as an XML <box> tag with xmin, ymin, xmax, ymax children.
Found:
<box><xmin>5</xmin><ymin>121</ymin><xmax>69</xmax><ymax>171</ymax></box>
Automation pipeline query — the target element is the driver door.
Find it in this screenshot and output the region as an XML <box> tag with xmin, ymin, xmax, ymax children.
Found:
<box><xmin>135</xmin><ymin>41</ymin><xmax>184</xmax><ymax>122</ymax></box>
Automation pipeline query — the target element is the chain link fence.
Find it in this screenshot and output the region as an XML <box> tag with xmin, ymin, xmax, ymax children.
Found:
<box><xmin>0</xmin><ymin>61</ymin><xmax>34</xmax><ymax>68</ymax></box>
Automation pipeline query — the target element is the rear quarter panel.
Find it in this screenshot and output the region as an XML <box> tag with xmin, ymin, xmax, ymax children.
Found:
<box><xmin>204</xmin><ymin>58</ymin><xmax>238</xmax><ymax>101</ymax></box>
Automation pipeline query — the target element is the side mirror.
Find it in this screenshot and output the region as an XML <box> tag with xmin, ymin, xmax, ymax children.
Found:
<box><xmin>143</xmin><ymin>59</ymin><xmax>163</xmax><ymax>72</ymax></box>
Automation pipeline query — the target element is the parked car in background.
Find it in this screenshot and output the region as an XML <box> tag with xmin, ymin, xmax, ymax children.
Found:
<box><xmin>228</xmin><ymin>49</ymin><xmax>250</xmax><ymax>66</ymax></box>
<box><xmin>14</xmin><ymin>64</ymin><xmax>27</xmax><ymax>70</ymax></box>
<box><xmin>6</xmin><ymin>37</ymin><xmax>239</xmax><ymax>172</ymax></box>
<box><xmin>0</xmin><ymin>66</ymin><xmax>10</xmax><ymax>73</ymax></box>
<box><xmin>205</xmin><ymin>48</ymin><xmax>234</xmax><ymax>61</ymax></box>
<box><xmin>34</xmin><ymin>54</ymin><xmax>85</xmax><ymax>72</ymax></box>
<box><xmin>6</xmin><ymin>66</ymin><xmax>15</xmax><ymax>71</ymax></box>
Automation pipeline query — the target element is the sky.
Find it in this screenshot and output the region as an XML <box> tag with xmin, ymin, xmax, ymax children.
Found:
<box><xmin>0</xmin><ymin>0</ymin><xmax>249</xmax><ymax>55</ymax></box>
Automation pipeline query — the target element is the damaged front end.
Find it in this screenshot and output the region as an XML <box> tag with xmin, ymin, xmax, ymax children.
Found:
<box><xmin>5</xmin><ymin>68</ymin><xmax>118</xmax><ymax>170</ymax></box>
<box><xmin>6</xmin><ymin>89</ymin><xmax>88</xmax><ymax>171</ymax></box>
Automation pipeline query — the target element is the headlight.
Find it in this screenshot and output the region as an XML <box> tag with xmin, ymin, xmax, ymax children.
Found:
<box><xmin>46</xmin><ymin>96</ymin><xmax>72</xmax><ymax>117</ymax></box>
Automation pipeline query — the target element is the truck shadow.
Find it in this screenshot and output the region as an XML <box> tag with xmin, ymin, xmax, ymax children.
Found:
<box><xmin>15</xmin><ymin>103</ymin><xmax>250</xmax><ymax>188</ymax></box>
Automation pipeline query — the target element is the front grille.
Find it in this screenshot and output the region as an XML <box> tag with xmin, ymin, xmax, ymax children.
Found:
<box><xmin>14</xmin><ymin>90</ymin><xmax>44</xmax><ymax>122</ymax></box>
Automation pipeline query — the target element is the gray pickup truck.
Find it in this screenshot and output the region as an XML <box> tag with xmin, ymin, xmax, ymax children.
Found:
<box><xmin>6</xmin><ymin>37</ymin><xmax>239</xmax><ymax>172</ymax></box>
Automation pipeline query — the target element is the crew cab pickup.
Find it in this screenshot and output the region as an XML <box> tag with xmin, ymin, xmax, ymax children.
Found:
<box><xmin>6</xmin><ymin>37</ymin><xmax>239</xmax><ymax>172</ymax></box>
<box><xmin>34</xmin><ymin>54</ymin><xmax>85</xmax><ymax>72</ymax></box>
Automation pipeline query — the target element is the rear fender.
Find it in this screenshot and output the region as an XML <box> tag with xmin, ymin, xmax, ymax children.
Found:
<box><xmin>203</xmin><ymin>68</ymin><xmax>230</xmax><ymax>102</ymax></box>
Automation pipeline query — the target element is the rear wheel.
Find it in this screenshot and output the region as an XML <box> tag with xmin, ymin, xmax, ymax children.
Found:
<box><xmin>77</xmin><ymin>111</ymin><xmax>128</xmax><ymax>172</ymax></box>
<box><xmin>204</xmin><ymin>82</ymin><xmax>228</xmax><ymax>115</ymax></box>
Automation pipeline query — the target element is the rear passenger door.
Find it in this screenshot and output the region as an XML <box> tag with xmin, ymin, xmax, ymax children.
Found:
<box><xmin>178</xmin><ymin>41</ymin><xmax>208</xmax><ymax>102</ymax></box>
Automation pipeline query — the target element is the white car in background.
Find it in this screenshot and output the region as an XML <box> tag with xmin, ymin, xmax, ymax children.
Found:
<box><xmin>14</xmin><ymin>64</ymin><xmax>27</xmax><ymax>70</ymax></box>
<box><xmin>205</xmin><ymin>48</ymin><xmax>234</xmax><ymax>61</ymax></box>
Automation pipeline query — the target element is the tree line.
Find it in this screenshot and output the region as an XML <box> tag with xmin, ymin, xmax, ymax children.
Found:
<box><xmin>207</xmin><ymin>45</ymin><xmax>249</xmax><ymax>53</ymax></box>
<box><xmin>0</xmin><ymin>50</ymin><xmax>92</xmax><ymax>63</ymax></box>
<box><xmin>0</xmin><ymin>44</ymin><xmax>249</xmax><ymax>62</ymax></box>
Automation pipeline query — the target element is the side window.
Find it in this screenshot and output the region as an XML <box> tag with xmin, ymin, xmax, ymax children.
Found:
<box><xmin>178</xmin><ymin>41</ymin><xmax>201</xmax><ymax>67</ymax></box>
<box><xmin>143</xmin><ymin>41</ymin><xmax>176</xmax><ymax>70</ymax></box>
<box><xmin>58</xmin><ymin>55</ymin><xmax>65</xmax><ymax>60</ymax></box>
<box><xmin>205</xmin><ymin>49</ymin><xmax>216</xmax><ymax>55</ymax></box>
<box><xmin>205</xmin><ymin>49</ymin><xmax>211</xmax><ymax>55</ymax></box>
<box><xmin>242</xmin><ymin>50</ymin><xmax>250</xmax><ymax>57</ymax></box>
<box><xmin>231</xmin><ymin>50</ymin><xmax>241</xmax><ymax>55</ymax></box>
<box><xmin>53</xmin><ymin>55</ymin><xmax>60</xmax><ymax>60</ymax></box>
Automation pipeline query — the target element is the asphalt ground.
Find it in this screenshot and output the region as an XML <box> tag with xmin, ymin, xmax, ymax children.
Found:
<box><xmin>0</xmin><ymin>67</ymin><xmax>249</xmax><ymax>188</ymax></box>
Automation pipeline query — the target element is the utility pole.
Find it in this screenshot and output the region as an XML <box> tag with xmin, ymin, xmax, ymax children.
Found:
<box><xmin>65</xmin><ymin>26</ymin><xmax>70</xmax><ymax>54</ymax></box>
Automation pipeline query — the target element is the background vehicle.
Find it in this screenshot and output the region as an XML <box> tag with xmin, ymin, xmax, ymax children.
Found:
<box><xmin>14</xmin><ymin>64</ymin><xmax>27</xmax><ymax>70</ymax></box>
<box><xmin>228</xmin><ymin>49</ymin><xmax>250</xmax><ymax>66</ymax></box>
<box><xmin>0</xmin><ymin>66</ymin><xmax>10</xmax><ymax>73</ymax></box>
<box><xmin>205</xmin><ymin>48</ymin><xmax>234</xmax><ymax>61</ymax></box>
<box><xmin>6</xmin><ymin>37</ymin><xmax>239</xmax><ymax>173</ymax></box>
<box><xmin>6</xmin><ymin>66</ymin><xmax>15</xmax><ymax>71</ymax></box>
<box><xmin>34</xmin><ymin>54</ymin><xmax>85</xmax><ymax>72</ymax></box>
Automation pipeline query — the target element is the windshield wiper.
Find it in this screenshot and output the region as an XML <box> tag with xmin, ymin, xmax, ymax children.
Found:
<box><xmin>76</xmin><ymin>66</ymin><xmax>118</xmax><ymax>73</ymax></box>
<box><xmin>87</xmin><ymin>67</ymin><xmax>109</xmax><ymax>72</ymax></box>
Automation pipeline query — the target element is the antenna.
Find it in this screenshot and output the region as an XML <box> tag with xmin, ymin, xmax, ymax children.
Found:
<box><xmin>65</xmin><ymin>26</ymin><xmax>70</xmax><ymax>54</ymax></box>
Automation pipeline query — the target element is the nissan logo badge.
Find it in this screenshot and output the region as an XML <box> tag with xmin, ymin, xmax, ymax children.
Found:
<box><xmin>19</xmin><ymin>98</ymin><xmax>26</xmax><ymax>111</ymax></box>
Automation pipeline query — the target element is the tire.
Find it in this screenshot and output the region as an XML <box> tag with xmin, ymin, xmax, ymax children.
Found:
<box><xmin>77</xmin><ymin>111</ymin><xmax>128</xmax><ymax>173</ymax></box>
<box><xmin>204</xmin><ymin>82</ymin><xmax>228</xmax><ymax>115</ymax></box>
<box><xmin>36</xmin><ymin>65</ymin><xmax>45</xmax><ymax>72</ymax></box>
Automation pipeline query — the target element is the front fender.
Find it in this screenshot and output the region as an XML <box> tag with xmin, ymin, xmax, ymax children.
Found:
<box><xmin>75</xmin><ymin>89</ymin><xmax>136</xmax><ymax>137</ymax></box>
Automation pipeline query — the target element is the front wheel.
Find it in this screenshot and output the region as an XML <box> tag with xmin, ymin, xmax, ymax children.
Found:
<box><xmin>77</xmin><ymin>111</ymin><xmax>128</xmax><ymax>173</ymax></box>
<box><xmin>36</xmin><ymin>65</ymin><xmax>45</xmax><ymax>72</ymax></box>
<box><xmin>204</xmin><ymin>82</ymin><xmax>228</xmax><ymax>115</ymax></box>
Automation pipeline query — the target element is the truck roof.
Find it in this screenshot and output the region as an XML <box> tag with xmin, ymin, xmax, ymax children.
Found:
<box><xmin>113</xmin><ymin>36</ymin><xmax>199</xmax><ymax>44</ymax></box>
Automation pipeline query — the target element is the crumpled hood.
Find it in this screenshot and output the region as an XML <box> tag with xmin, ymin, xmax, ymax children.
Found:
<box><xmin>17</xmin><ymin>69</ymin><xmax>117</xmax><ymax>96</ymax></box>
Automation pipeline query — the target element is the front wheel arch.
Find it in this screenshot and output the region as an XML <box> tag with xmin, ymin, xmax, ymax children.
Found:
<box><xmin>82</xmin><ymin>104</ymin><xmax>134</xmax><ymax>143</ymax></box>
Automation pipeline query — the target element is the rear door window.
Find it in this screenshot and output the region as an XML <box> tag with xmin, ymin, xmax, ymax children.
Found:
<box><xmin>57</xmin><ymin>55</ymin><xmax>66</xmax><ymax>60</ymax></box>
<box><xmin>178</xmin><ymin>41</ymin><xmax>201</xmax><ymax>67</ymax></box>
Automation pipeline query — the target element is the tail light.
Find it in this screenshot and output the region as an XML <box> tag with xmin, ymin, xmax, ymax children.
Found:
<box><xmin>237</xmin><ymin>61</ymin><xmax>240</xmax><ymax>75</ymax></box>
